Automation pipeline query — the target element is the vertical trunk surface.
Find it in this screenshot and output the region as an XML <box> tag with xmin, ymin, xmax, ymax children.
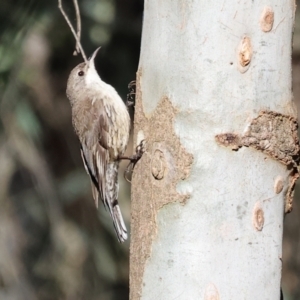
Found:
<box><xmin>130</xmin><ymin>1</ymin><xmax>298</xmax><ymax>299</ymax></box>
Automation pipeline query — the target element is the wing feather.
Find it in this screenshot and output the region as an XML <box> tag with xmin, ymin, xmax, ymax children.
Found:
<box><xmin>79</xmin><ymin>98</ymin><xmax>127</xmax><ymax>242</ymax></box>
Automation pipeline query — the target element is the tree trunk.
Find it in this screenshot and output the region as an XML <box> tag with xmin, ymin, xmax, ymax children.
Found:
<box><xmin>130</xmin><ymin>1</ymin><xmax>298</xmax><ymax>299</ymax></box>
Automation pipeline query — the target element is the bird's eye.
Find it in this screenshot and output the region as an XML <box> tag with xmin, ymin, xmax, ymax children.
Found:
<box><xmin>78</xmin><ymin>71</ymin><xmax>84</xmax><ymax>76</ymax></box>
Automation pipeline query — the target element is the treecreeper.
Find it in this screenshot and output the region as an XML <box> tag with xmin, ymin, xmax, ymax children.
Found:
<box><xmin>66</xmin><ymin>47</ymin><xmax>130</xmax><ymax>242</ymax></box>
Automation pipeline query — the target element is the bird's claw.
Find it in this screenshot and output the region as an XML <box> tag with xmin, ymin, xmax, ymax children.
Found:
<box><xmin>126</xmin><ymin>80</ymin><xmax>136</xmax><ymax>108</ymax></box>
<box><xmin>123</xmin><ymin>139</ymin><xmax>145</xmax><ymax>183</ymax></box>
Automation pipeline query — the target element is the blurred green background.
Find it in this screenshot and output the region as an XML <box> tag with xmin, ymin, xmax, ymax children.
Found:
<box><xmin>0</xmin><ymin>0</ymin><xmax>142</xmax><ymax>299</ymax></box>
<box><xmin>1</xmin><ymin>1</ymin><xmax>300</xmax><ymax>299</ymax></box>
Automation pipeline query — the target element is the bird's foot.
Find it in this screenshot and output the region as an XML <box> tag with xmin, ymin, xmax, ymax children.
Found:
<box><xmin>119</xmin><ymin>140</ymin><xmax>145</xmax><ymax>183</ymax></box>
<box><xmin>126</xmin><ymin>80</ymin><xmax>136</xmax><ymax>108</ymax></box>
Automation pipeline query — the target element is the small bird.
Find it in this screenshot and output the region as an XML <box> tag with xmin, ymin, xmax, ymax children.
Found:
<box><xmin>66</xmin><ymin>47</ymin><xmax>130</xmax><ymax>242</ymax></box>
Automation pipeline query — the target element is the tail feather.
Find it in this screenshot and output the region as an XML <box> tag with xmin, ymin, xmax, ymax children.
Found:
<box><xmin>81</xmin><ymin>147</ymin><xmax>127</xmax><ymax>242</ymax></box>
<box><xmin>111</xmin><ymin>201</ymin><xmax>128</xmax><ymax>242</ymax></box>
<box><xmin>81</xmin><ymin>145</ymin><xmax>127</xmax><ymax>241</ymax></box>
<box><xmin>106</xmin><ymin>162</ymin><xmax>128</xmax><ymax>242</ymax></box>
<box><xmin>91</xmin><ymin>184</ymin><xmax>99</xmax><ymax>208</ymax></box>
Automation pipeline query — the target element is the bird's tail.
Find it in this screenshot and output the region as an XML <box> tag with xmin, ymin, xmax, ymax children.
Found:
<box><xmin>106</xmin><ymin>162</ymin><xmax>128</xmax><ymax>242</ymax></box>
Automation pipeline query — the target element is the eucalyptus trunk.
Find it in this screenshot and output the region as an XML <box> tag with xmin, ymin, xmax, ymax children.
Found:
<box><xmin>130</xmin><ymin>1</ymin><xmax>298</xmax><ymax>299</ymax></box>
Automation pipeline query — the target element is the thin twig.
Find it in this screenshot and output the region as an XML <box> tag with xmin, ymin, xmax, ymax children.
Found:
<box><xmin>72</xmin><ymin>0</ymin><xmax>81</xmax><ymax>55</ymax></box>
<box><xmin>58</xmin><ymin>0</ymin><xmax>87</xmax><ymax>62</ymax></box>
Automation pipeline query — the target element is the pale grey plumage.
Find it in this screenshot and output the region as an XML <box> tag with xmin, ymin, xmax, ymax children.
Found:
<box><xmin>66</xmin><ymin>48</ymin><xmax>130</xmax><ymax>242</ymax></box>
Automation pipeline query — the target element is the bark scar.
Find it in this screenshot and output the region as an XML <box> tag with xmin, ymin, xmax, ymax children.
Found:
<box><xmin>215</xmin><ymin>111</ymin><xmax>300</xmax><ymax>213</ymax></box>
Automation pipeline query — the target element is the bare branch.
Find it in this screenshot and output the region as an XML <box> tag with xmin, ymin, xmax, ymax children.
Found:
<box><xmin>58</xmin><ymin>0</ymin><xmax>87</xmax><ymax>62</ymax></box>
<box><xmin>72</xmin><ymin>0</ymin><xmax>81</xmax><ymax>55</ymax></box>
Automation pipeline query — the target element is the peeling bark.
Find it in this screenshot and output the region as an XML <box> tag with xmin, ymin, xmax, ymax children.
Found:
<box><xmin>215</xmin><ymin>110</ymin><xmax>300</xmax><ymax>212</ymax></box>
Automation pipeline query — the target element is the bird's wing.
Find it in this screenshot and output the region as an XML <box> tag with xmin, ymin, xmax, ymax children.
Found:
<box><xmin>81</xmin><ymin>143</ymin><xmax>108</xmax><ymax>208</ymax></box>
<box><xmin>79</xmin><ymin>99</ymin><xmax>127</xmax><ymax>242</ymax></box>
<box><xmin>80</xmin><ymin>98</ymin><xmax>111</xmax><ymax>208</ymax></box>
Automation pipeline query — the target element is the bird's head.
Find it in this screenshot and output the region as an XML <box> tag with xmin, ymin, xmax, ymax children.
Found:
<box><xmin>66</xmin><ymin>47</ymin><xmax>101</xmax><ymax>105</ymax></box>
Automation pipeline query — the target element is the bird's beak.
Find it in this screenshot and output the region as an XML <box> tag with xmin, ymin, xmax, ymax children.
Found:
<box><xmin>88</xmin><ymin>47</ymin><xmax>101</xmax><ymax>68</ymax></box>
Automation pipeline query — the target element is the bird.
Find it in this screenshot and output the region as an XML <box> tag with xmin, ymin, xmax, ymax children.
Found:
<box><xmin>66</xmin><ymin>47</ymin><xmax>130</xmax><ymax>242</ymax></box>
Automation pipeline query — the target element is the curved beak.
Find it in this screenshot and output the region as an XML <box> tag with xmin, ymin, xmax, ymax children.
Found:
<box><xmin>88</xmin><ymin>47</ymin><xmax>101</xmax><ymax>68</ymax></box>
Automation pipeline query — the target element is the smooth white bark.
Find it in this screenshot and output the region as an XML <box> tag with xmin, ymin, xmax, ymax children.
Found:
<box><xmin>134</xmin><ymin>1</ymin><xmax>295</xmax><ymax>299</ymax></box>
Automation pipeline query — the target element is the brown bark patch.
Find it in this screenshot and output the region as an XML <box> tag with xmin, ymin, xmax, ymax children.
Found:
<box><xmin>242</xmin><ymin>111</ymin><xmax>299</xmax><ymax>165</ymax></box>
<box><xmin>204</xmin><ymin>283</ymin><xmax>220</xmax><ymax>300</ymax></box>
<box><xmin>274</xmin><ymin>176</ymin><xmax>284</xmax><ymax>194</ymax></box>
<box><xmin>253</xmin><ymin>202</ymin><xmax>264</xmax><ymax>231</ymax></box>
<box><xmin>260</xmin><ymin>6</ymin><xmax>274</xmax><ymax>32</ymax></box>
<box><xmin>130</xmin><ymin>70</ymin><xmax>193</xmax><ymax>300</ymax></box>
<box><xmin>215</xmin><ymin>133</ymin><xmax>242</xmax><ymax>150</ymax></box>
<box><xmin>238</xmin><ymin>36</ymin><xmax>252</xmax><ymax>73</ymax></box>
<box><xmin>215</xmin><ymin>111</ymin><xmax>300</xmax><ymax>213</ymax></box>
<box><xmin>239</xmin><ymin>37</ymin><xmax>252</xmax><ymax>67</ymax></box>
<box><xmin>285</xmin><ymin>168</ymin><xmax>299</xmax><ymax>213</ymax></box>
